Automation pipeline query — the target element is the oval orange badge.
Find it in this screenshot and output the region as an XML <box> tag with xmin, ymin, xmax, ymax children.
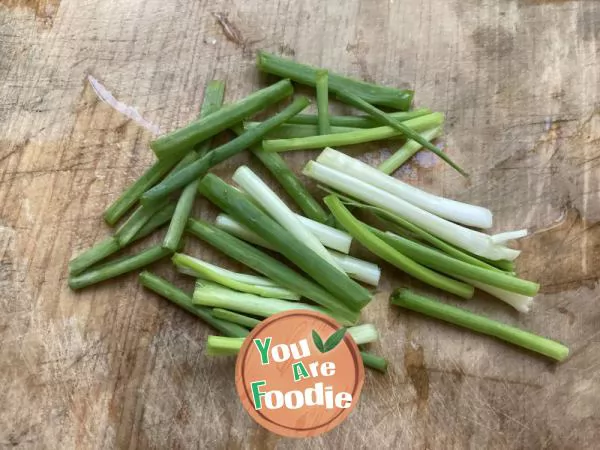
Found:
<box><xmin>235</xmin><ymin>310</ymin><xmax>365</xmax><ymax>437</ymax></box>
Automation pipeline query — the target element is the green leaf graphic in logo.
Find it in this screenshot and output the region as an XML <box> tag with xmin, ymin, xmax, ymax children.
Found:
<box><xmin>312</xmin><ymin>330</ymin><xmax>325</xmax><ymax>352</ymax></box>
<box><xmin>312</xmin><ymin>327</ymin><xmax>347</xmax><ymax>353</ymax></box>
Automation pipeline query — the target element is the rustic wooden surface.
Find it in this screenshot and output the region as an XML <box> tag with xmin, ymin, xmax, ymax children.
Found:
<box><xmin>1</xmin><ymin>0</ymin><xmax>599</xmax><ymax>448</ymax></box>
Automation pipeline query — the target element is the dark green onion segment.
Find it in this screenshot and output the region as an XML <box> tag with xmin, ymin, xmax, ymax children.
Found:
<box><xmin>151</xmin><ymin>79</ymin><xmax>293</xmax><ymax>161</ymax></box>
<box><xmin>257</xmin><ymin>51</ymin><xmax>413</xmax><ymax>110</ymax></box>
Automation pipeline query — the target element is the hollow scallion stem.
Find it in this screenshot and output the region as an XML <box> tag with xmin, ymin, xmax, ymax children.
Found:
<box><xmin>256</xmin><ymin>51</ymin><xmax>413</xmax><ymax>110</ymax></box>
<box><xmin>69</xmin><ymin>244</ymin><xmax>172</xmax><ymax>290</ymax></box>
<box><xmin>142</xmin><ymin>97</ymin><xmax>310</xmax><ymax>204</ymax></box>
<box><xmin>316</xmin><ymin>70</ymin><xmax>331</xmax><ymax>134</ymax></box>
<box><xmin>151</xmin><ymin>79</ymin><xmax>293</xmax><ymax>160</ymax></box>
<box><xmin>262</xmin><ymin>113</ymin><xmax>444</xmax><ymax>153</ymax></box>
<box><xmin>323</xmin><ymin>195</ymin><xmax>474</xmax><ymax>299</ymax></box>
<box><xmin>390</xmin><ymin>289</ymin><xmax>569</xmax><ymax>362</ymax></box>
<box><xmin>335</xmin><ymin>90</ymin><xmax>467</xmax><ymax>177</ymax></box>
<box><xmin>139</xmin><ymin>271</ymin><xmax>249</xmax><ymax>337</ymax></box>
<box><xmin>186</xmin><ymin>218</ymin><xmax>359</xmax><ymax>325</ymax></box>
<box><xmin>211</xmin><ymin>308</ymin><xmax>261</xmax><ymax>329</ymax></box>
<box><xmin>378</xmin><ymin>127</ymin><xmax>443</xmax><ymax>174</ymax></box>
<box><xmin>199</xmin><ymin>174</ymin><xmax>372</xmax><ymax>310</ymax></box>
<box><xmin>163</xmin><ymin>81</ymin><xmax>226</xmax><ymax>251</ymax></box>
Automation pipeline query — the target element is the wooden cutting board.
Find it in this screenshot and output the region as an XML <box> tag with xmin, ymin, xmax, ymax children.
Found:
<box><xmin>1</xmin><ymin>0</ymin><xmax>599</xmax><ymax>448</ymax></box>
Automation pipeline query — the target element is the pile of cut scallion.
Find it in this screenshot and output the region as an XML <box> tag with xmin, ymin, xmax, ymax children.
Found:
<box><xmin>69</xmin><ymin>51</ymin><xmax>569</xmax><ymax>371</ymax></box>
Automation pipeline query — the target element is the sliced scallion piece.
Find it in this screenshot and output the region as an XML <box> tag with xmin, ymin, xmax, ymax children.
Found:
<box><xmin>69</xmin><ymin>238</ymin><xmax>120</xmax><ymax>276</ymax></box>
<box><xmin>245</xmin><ymin>122</ymin><xmax>361</xmax><ymax>139</ymax></box>
<box><xmin>163</xmin><ymin>80</ymin><xmax>226</xmax><ymax>251</ymax></box>
<box><xmin>378</xmin><ymin>230</ymin><xmax>539</xmax><ymax>297</ymax></box>
<box><xmin>286</xmin><ymin>108</ymin><xmax>431</xmax><ymax>128</ymax></box>
<box><xmin>103</xmin><ymin>157</ymin><xmax>181</xmax><ymax>226</ymax></box>
<box><xmin>205</xmin><ymin>323</ymin><xmax>379</xmax><ymax>355</ymax></box>
<box><xmin>186</xmin><ymin>219</ymin><xmax>360</xmax><ymax>325</ymax></box>
<box><xmin>199</xmin><ymin>174</ymin><xmax>372</xmax><ymax>310</ymax></box>
<box><xmin>151</xmin><ymin>79</ymin><xmax>293</xmax><ymax>160</ymax></box>
<box><xmin>139</xmin><ymin>271</ymin><xmax>249</xmax><ymax>337</ymax></box>
<box><xmin>305</xmin><ymin>162</ymin><xmax>519</xmax><ymax>261</ymax></box>
<box><xmin>211</xmin><ymin>308</ymin><xmax>261</xmax><ymax>329</ymax></box>
<box><xmin>69</xmin><ymin>204</ymin><xmax>176</xmax><ymax>276</ymax></box>
<box><xmin>256</xmin><ymin>51</ymin><xmax>413</xmax><ymax>110</ymax></box>
<box><xmin>214</xmin><ymin>213</ymin><xmax>380</xmax><ymax>286</ymax></box>
<box><xmin>231</xmin><ymin>125</ymin><xmax>330</xmax><ymax>224</ymax></box>
<box><xmin>69</xmin><ymin>244</ymin><xmax>172</xmax><ymax>290</ymax></box>
<box><xmin>315</xmin><ymin>70</ymin><xmax>331</xmax><ymax>134</ymax></box>
<box><xmin>335</xmin><ymin>89</ymin><xmax>467</xmax><ymax>177</ymax></box>
<box><xmin>360</xmin><ymin>351</ymin><xmax>388</xmax><ymax>373</ymax></box>
<box><xmin>262</xmin><ymin>112</ymin><xmax>444</xmax><ymax>153</ymax></box>
<box><xmin>232</xmin><ymin>166</ymin><xmax>342</xmax><ymax>270</ymax></box>
<box><xmin>193</xmin><ymin>281</ymin><xmax>327</xmax><ymax>317</ymax></box>
<box><xmin>391</xmin><ymin>289</ymin><xmax>569</xmax><ymax>362</ymax></box>
<box><xmin>114</xmin><ymin>198</ymin><xmax>170</xmax><ymax>247</ymax></box>
<box><xmin>172</xmin><ymin>253</ymin><xmax>300</xmax><ymax>300</ymax></box>
<box><xmin>323</xmin><ymin>195</ymin><xmax>474</xmax><ymax>299</ymax></box>
<box><xmin>142</xmin><ymin>96</ymin><xmax>310</xmax><ymax>204</ymax></box>
<box><xmin>317</xmin><ymin>148</ymin><xmax>489</xmax><ymax>228</ymax></box>
<box><xmin>378</xmin><ymin>126</ymin><xmax>443</xmax><ymax>174</ymax></box>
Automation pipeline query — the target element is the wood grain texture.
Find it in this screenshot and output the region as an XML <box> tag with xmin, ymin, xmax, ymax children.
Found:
<box><xmin>1</xmin><ymin>0</ymin><xmax>599</xmax><ymax>448</ymax></box>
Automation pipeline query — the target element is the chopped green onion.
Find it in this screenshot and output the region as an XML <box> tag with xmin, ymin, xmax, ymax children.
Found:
<box><xmin>205</xmin><ymin>323</ymin><xmax>379</xmax><ymax>356</ymax></box>
<box><xmin>135</xmin><ymin>203</ymin><xmax>177</xmax><ymax>239</ymax></box>
<box><xmin>256</xmin><ymin>151</ymin><xmax>330</xmax><ymax>224</ymax></box>
<box><xmin>211</xmin><ymin>308</ymin><xmax>261</xmax><ymax>329</ymax></box>
<box><xmin>151</xmin><ymin>79</ymin><xmax>293</xmax><ymax>161</ymax></box>
<box><xmin>206</xmin><ymin>336</ymin><xmax>245</xmax><ymax>356</ymax></box>
<box><xmin>329</xmin><ymin>252</ymin><xmax>381</xmax><ymax>286</ymax></box>
<box><xmin>256</xmin><ymin>51</ymin><xmax>413</xmax><ymax>110</ymax></box>
<box><xmin>323</xmin><ymin>195</ymin><xmax>474</xmax><ymax>299</ymax></box>
<box><xmin>335</xmin><ymin>90</ymin><xmax>467</xmax><ymax>177</ymax></box>
<box><xmin>391</xmin><ymin>289</ymin><xmax>569</xmax><ymax>362</ymax></box>
<box><xmin>232</xmin><ymin>166</ymin><xmax>341</xmax><ymax>270</ymax></box>
<box><xmin>69</xmin><ymin>204</ymin><xmax>176</xmax><ymax>275</ymax></box>
<box><xmin>247</xmin><ymin>122</ymin><xmax>360</xmax><ymax>139</ymax></box>
<box><xmin>114</xmin><ymin>198</ymin><xmax>170</xmax><ymax>247</ymax></box>
<box><xmin>163</xmin><ymin>181</ymin><xmax>200</xmax><ymax>251</ymax></box>
<box><xmin>193</xmin><ymin>281</ymin><xmax>327</xmax><ymax>317</ymax></box>
<box><xmin>378</xmin><ymin>127</ymin><xmax>443</xmax><ymax>174</ymax></box>
<box><xmin>305</xmin><ymin>162</ymin><xmax>519</xmax><ymax>261</ymax></box>
<box><xmin>286</xmin><ymin>108</ymin><xmax>431</xmax><ymax>128</ymax></box>
<box><xmin>163</xmin><ymin>81</ymin><xmax>226</xmax><ymax>251</ymax></box>
<box><xmin>213</xmin><ymin>214</ymin><xmax>380</xmax><ymax>286</ymax></box>
<box><xmin>216</xmin><ymin>212</ymin><xmax>351</xmax><ymax>253</ymax></box>
<box><xmin>262</xmin><ymin>112</ymin><xmax>444</xmax><ymax>153</ymax></box>
<box><xmin>142</xmin><ymin>97</ymin><xmax>310</xmax><ymax>204</ymax></box>
<box><xmin>69</xmin><ymin>244</ymin><xmax>172</xmax><ymax>290</ymax></box>
<box><xmin>175</xmin><ymin>263</ymin><xmax>283</xmax><ymax>288</ymax></box>
<box><xmin>346</xmin><ymin>324</ymin><xmax>379</xmax><ymax>345</ymax></box>
<box><xmin>332</xmin><ymin>194</ymin><xmax>515</xmax><ymax>273</ymax></box>
<box><xmin>172</xmin><ymin>253</ymin><xmax>300</xmax><ymax>300</ymax></box>
<box><xmin>139</xmin><ymin>271</ymin><xmax>249</xmax><ymax>337</ymax></box>
<box><xmin>360</xmin><ymin>351</ymin><xmax>388</xmax><ymax>373</ymax></box>
<box><xmin>317</xmin><ymin>148</ymin><xmax>490</xmax><ymax>228</ymax></box>
<box><xmin>69</xmin><ymin>238</ymin><xmax>120</xmax><ymax>276</ymax></box>
<box><xmin>367</xmin><ymin>207</ymin><xmax>504</xmax><ymax>273</ymax></box>
<box><xmin>199</xmin><ymin>174</ymin><xmax>372</xmax><ymax>311</ymax></box>
<box><xmin>489</xmin><ymin>259</ymin><xmax>516</xmax><ymax>272</ymax></box>
<box><xmin>491</xmin><ymin>229</ymin><xmax>528</xmax><ymax>244</ymax></box>
<box><xmin>186</xmin><ymin>218</ymin><xmax>360</xmax><ymax>325</ymax></box>
<box><xmin>457</xmin><ymin>275</ymin><xmax>533</xmax><ymax>313</ymax></box>
<box><xmin>103</xmin><ymin>157</ymin><xmax>181</xmax><ymax>226</ymax></box>
<box><xmin>315</xmin><ymin>70</ymin><xmax>331</xmax><ymax>134</ymax></box>
<box><xmin>231</xmin><ymin>125</ymin><xmax>330</xmax><ymax>224</ymax></box>
<box><xmin>379</xmin><ymin>230</ymin><xmax>538</xmax><ymax>296</ymax></box>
